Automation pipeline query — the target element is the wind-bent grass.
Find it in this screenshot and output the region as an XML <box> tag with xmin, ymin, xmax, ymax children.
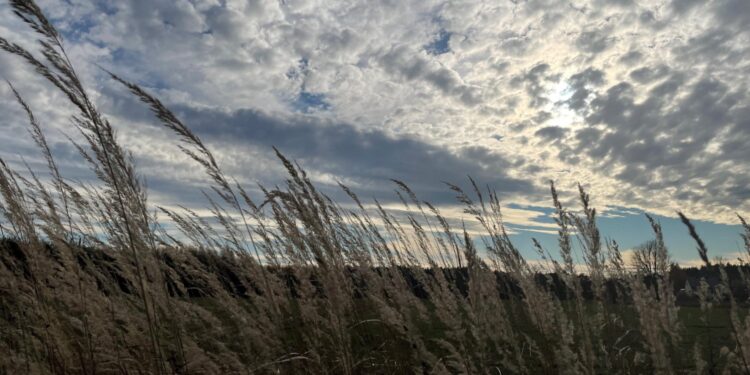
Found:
<box><xmin>1</xmin><ymin>1</ymin><xmax>750</xmax><ymax>374</ymax></box>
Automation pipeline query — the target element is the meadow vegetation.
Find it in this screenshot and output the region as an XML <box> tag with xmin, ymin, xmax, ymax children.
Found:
<box><xmin>2</xmin><ymin>1</ymin><xmax>750</xmax><ymax>373</ymax></box>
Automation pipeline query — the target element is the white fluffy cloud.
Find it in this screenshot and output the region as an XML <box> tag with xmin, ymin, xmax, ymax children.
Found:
<box><xmin>1</xmin><ymin>0</ymin><xmax>749</xmax><ymax>227</ymax></box>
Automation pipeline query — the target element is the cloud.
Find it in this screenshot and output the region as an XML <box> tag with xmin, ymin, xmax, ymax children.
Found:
<box><xmin>712</xmin><ymin>0</ymin><xmax>750</xmax><ymax>30</ymax></box>
<box><xmin>566</xmin><ymin>67</ymin><xmax>605</xmax><ymax>111</ymax></box>
<box><xmin>564</xmin><ymin>74</ymin><xmax>749</xmax><ymax>210</ymax></box>
<box><xmin>534</xmin><ymin>126</ymin><xmax>568</xmax><ymax>142</ymax></box>
<box><xmin>101</xmin><ymin>88</ymin><xmax>534</xmax><ymax>205</ymax></box>
<box><xmin>1</xmin><ymin>0</ymin><xmax>750</xmax><ymax>229</ymax></box>
<box><xmin>576</xmin><ymin>30</ymin><xmax>610</xmax><ymax>54</ymax></box>
<box><xmin>628</xmin><ymin>65</ymin><xmax>669</xmax><ymax>84</ymax></box>
<box><xmin>379</xmin><ymin>45</ymin><xmax>481</xmax><ymax>106</ymax></box>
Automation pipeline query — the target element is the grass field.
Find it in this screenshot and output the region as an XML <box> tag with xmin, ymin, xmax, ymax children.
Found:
<box><xmin>2</xmin><ymin>0</ymin><xmax>750</xmax><ymax>374</ymax></box>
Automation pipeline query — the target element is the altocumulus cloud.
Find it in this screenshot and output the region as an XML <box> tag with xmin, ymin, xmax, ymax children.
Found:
<box><xmin>0</xmin><ymin>0</ymin><xmax>749</xmax><ymax>227</ymax></box>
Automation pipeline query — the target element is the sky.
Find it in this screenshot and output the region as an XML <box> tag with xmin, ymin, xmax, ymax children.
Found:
<box><xmin>0</xmin><ymin>0</ymin><xmax>748</xmax><ymax>266</ymax></box>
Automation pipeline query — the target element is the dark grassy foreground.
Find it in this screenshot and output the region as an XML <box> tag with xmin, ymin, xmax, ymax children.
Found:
<box><xmin>3</xmin><ymin>0</ymin><xmax>750</xmax><ymax>374</ymax></box>
<box><xmin>2</xmin><ymin>235</ymin><xmax>750</xmax><ymax>374</ymax></box>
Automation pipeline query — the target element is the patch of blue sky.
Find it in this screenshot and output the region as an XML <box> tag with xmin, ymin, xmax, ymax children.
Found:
<box><xmin>54</xmin><ymin>1</ymin><xmax>116</xmax><ymax>45</ymax></box>
<box><xmin>502</xmin><ymin>204</ymin><xmax>746</xmax><ymax>266</ymax></box>
<box><xmin>292</xmin><ymin>91</ymin><xmax>331</xmax><ymax>113</ymax></box>
<box><xmin>58</xmin><ymin>16</ymin><xmax>97</xmax><ymax>44</ymax></box>
<box><xmin>425</xmin><ymin>29</ymin><xmax>451</xmax><ymax>56</ymax></box>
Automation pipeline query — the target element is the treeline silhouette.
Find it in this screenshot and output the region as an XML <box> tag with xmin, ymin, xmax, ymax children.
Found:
<box><xmin>2</xmin><ymin>237</ymin><xmax>739</xmax><ymax>307</ymax></box>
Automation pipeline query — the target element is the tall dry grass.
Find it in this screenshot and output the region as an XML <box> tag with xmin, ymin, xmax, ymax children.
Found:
<box><xmin>1</xmin><ymin>1</ymin><xmax>750</xmax><ymax>374</ymax></box>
